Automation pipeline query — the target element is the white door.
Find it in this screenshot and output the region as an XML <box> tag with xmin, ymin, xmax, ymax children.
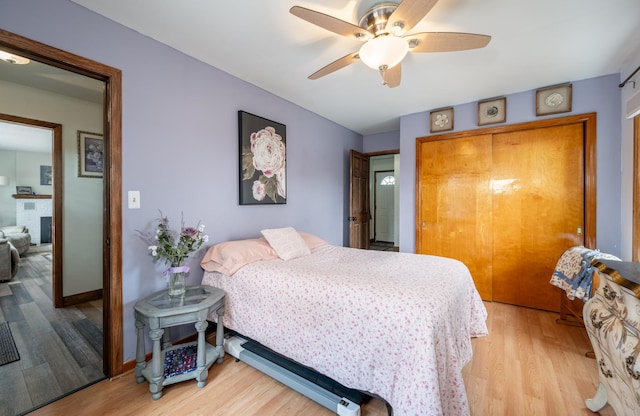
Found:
<box><xmin>374</xmin><ymin>171</ymin><xmax>395</xmax><ymax>242</ymax></box>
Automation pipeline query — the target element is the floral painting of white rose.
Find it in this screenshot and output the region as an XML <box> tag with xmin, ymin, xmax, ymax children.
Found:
<box><xmin>239</xmin><ymin>111</ymin><xmax>287</xmax><ymax>204</ymax></box>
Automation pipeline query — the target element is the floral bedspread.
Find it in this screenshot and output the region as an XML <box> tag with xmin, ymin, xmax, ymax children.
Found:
<box><xmin>201</xmin><ymin>245</ymin><xmax>488</xmax><ymax>415</ymax></box>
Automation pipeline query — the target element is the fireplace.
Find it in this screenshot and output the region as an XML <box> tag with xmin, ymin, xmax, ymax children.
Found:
<box><xmin>40</xmin><ymin>216</ymin><xmax>52</xmax><ymax>244</ymax></box>
<box><xmin>14</xmin><ymin>195</ymin><xmax>52</xmax><ymax>245</ymax></box>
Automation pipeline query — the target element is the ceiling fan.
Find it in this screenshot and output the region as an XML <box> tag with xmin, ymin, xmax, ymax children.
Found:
<box><xmin>290</xmin><ymin>0</ymin><xmax>491</xmax><ymax>88</ymax></box>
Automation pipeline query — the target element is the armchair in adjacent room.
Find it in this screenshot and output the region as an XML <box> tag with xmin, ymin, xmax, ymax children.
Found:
<box><xmin>0</xmin><ymin>225</ymin><xmax>31</xmax><ymax>255</ymax></box>
<box><xmin>0</xmin><ymin>238</ymin><xmax>19</xmax><ymax>281</ymax></box>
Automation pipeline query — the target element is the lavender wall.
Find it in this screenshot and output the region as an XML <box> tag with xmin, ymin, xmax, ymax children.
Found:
<box><xmin>0</xmin><ymin>0</ymin><xmax>362</xmax><ymax>361</ymax></box>
<box><xmin>363</xmin><ymin>130</ymin><xmax>400</xmax><ymax>153</ymax></box>
<box><xmin>399</xmin><ymin>74</ymin><xmax>622</xmax><ymax>256</ymax></box>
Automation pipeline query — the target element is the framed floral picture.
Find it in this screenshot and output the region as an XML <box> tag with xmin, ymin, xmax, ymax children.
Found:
<box><xmin>536</xmin><ymin>83</ymin><xmax>572</xmax><ymax>116</ymax></box>
<box><xmin>430</xmin><ymin>107</ymin><xmax>454</xmax><ymax>133</ymax></box>
<box><xmin>238</xmin><ymin>111</ymin><xmax>286</xmax><ymax>205</ymax></box>
<box><xmin>77</xmin><ymin>130</ymin><xmax>104</xmax><ymax>178</ymax></box>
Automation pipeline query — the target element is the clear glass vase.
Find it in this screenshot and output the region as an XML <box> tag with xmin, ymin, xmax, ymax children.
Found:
<box><xmin>168</xmin><ymin>269</ymin><xmax>186</xmax><ymax>297</ymax></box>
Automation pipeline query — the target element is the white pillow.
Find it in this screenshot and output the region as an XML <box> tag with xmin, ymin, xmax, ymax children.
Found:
<box><xmin>261</xmin><ymin>227</ymin><xmax>311</xmax><ymax>260</ymax></box>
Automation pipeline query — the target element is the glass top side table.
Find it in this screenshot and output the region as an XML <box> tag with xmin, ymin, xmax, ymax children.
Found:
<box><xmin>134</xmin><ymin>285</ymin><xmax>225</xmax><ymax>399</ymax></box>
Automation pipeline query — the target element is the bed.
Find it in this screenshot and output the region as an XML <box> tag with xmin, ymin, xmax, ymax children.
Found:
<box><xmin>200</xmin><ymin>228</ymin><xmax>488</xmax><ymax>415</ymax></box>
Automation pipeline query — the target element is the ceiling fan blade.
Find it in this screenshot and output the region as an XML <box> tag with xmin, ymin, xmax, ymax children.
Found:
<box><xmin>308</xmin><ymin>52</ymin><xmax>360</xmax><ymax>80</ymax></box>
<box><xmin>405</xmin><ymin>32</ymin><xmax>491</xmax><ymax>52</ymax></box>
<box><xmin>290</xmin><ymin>6</ymin><xmax>371</xmax><ymax>40</ymax></box>
<box><xmin>382</xmin><ymin>64</ymin><xmax>402</xmax><ymax>88</ymax></box>
<box><xmin>386</xmin><ymin>0</ymin><xmax>439</xmax><ymax>34</ymax></box>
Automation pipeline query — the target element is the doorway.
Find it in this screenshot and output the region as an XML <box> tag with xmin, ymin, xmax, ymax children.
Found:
<box><xmin>349</xmin><ymin>150</ymin><xmax>399</xmax><ymax>250</ymax></box>
<box><xmin>0</xmin><ymin>29</ymin><xmax>123</xmax><ymax>382</ymax></box>
<box><xmin>0</xmin><ymin>117</ymin><xmax>64</xmax><ymax>307</ymax></box>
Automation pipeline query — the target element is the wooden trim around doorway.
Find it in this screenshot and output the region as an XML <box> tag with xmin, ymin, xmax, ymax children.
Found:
<box><xmin>633</xmin><ymin>116</ymin><xmax>640</xmax><ymax>262</ymax></box>
<box><xmin>0</xmin><ymin>29</ymin><xmax>124</xmax><ymax>378</ymax></box>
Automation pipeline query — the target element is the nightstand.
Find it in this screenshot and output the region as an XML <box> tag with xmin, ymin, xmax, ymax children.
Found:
<box><xmin>134</xmin><ymin>285</ymin><xmax>225</xmax><ymax>399</ymax></box>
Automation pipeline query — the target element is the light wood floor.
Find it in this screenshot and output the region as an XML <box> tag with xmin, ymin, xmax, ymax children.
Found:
<box><xmin>0</xmin><ymin>250</ymin><xmax>104</xmax><ymax>416</ymax></box>
<box><xmin>27</xmin><ymin>301</ymin><xmax>614</xmax><ymax>416</ymax></box>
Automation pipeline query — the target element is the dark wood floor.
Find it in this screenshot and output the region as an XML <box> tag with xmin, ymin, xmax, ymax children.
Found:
<box><xmin>0</xmin><ymin>249</ymin><xmax>104</xmax><ymax>416</ymax></box>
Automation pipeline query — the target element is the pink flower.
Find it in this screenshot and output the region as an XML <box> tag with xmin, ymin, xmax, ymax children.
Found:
<box><xmin>252</xmin><ymin>180</ymin><xmax>266</xmax><ymax>201</ymax></box>
<box><xmin>250</xmin><ymin>126</ymin><xmax>285</xmax><ymax>178</ymax></box>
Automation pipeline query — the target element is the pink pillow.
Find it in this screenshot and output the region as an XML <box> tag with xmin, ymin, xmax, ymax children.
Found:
<box><xmin>261</xmin><ymin>227</ymin><xmax>311</xmax><ymax>260</ymax></box>
<box><xmin>200</xmin><ymin>237</ymin><xmax>277</xmax><ymax>275</ymax></box>
<box><xmin>298</xmin><ymin>231</ymin><xmax>329</xmax><ymax>250</ymax></box>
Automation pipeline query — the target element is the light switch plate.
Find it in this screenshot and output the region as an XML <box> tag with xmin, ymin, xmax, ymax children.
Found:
<box><xmin>128</xmin><ymin>191</ymin><xmax>140</xmax><ymax>209</ymax></box>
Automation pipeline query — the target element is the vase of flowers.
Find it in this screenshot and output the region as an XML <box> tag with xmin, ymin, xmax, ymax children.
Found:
<box><xmin>166</xmin><ymin>266</ymin><xmax>187</xmax><ymax>297</ymax></box>
<box><xmin>143</xmin><ymin>211</ymin><xmax>208</xmax><ymax>297</ymax></box>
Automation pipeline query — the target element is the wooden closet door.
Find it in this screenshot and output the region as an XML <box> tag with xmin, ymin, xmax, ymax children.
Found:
<box><xmin>492</xmin><ymin>124</ymin><xmax>584</xmax><ymax>311</ymax></box>
<box><xmin>417</xmin><ymin>134</ymin><xmax>494</xmax><ymax>299</ymax></box>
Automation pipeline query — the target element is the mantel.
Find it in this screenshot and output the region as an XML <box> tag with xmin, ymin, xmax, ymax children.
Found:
<box><xmin>12</xmin><ymin>194</ymin><xmax>52</xmax><ymax>199</ymax></box>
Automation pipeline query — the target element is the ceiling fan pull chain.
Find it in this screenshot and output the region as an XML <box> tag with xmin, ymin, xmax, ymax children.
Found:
<box><xmin>379</xmin><ymin>65</ymin><xmax>388</xmax><ymax>86</ymax></box>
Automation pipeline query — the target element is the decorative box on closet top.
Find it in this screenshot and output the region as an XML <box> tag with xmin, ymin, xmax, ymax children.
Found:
<box><xmin>583</xmin><ymin>259</ymin><xmax>640</xmax><ymax>415</ymax></box>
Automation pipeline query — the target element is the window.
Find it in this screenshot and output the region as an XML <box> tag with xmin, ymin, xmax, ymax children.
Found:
<box><xmin>379</xmin><ymin>175</ymin><xmax>395</xmax><ymax>186</ymax></box>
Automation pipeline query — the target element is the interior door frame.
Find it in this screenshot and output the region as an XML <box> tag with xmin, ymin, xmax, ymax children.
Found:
<box><xmin>416</xmin><ymin>113</ymin><xmax>597</xmax><ymax>253</ymax></box>
<box><xmin>633</xmin><ymin>116</ymin><xmax>640</xmax><ymax>261</ymax></box>
<box><xmin>0</xmin><ymin>115</ymin><xmax>63</xmax><ymax>306</ymax></box>
<box><xmin>0</xmin><ymin>29</ymin><xmax>123</xmax><ymax>377</ymax></box>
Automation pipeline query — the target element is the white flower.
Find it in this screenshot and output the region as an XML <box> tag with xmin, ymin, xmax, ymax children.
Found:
<box><xmin>250</xmin><ymin>126</ymin><xmax>286</xmax><ymax>178</ymax></box>
<box><xmin>202</xmin><ymin>235</ymin><xmax>209</xmax><ymax>243</ymax></box>
<box><xmin>435</xmin><ymin>114</ymin><xmax>449</xmax><ymax>128</ymax></box>
<box><xmin>198</xmin><ymin>224</ymin><xmax>205</xmax><ymax>232</ymax></box>
<box><xmin>252</xmin><ymin>180</ymin><xmax>267</xmax><ymax>201</ymax></box>
<box><xmin>148</xmin><ymin>245</ymin><xmax>158</xmax><ymax>256</ymax></box>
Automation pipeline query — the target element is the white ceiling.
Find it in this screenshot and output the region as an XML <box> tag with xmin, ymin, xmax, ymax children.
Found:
<box><xmin>0</xmin><ymin>121</ymin><xmax>52</xmax><ymax>153</ymax></box>
<box><xmin>68</xmin><ymin>0</ymin><xmax>640</xmax><ymax>135</ymax></box>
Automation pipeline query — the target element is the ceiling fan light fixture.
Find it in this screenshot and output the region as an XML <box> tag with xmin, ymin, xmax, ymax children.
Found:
<box><xmin>0</xmin><ymin>50</ymin><xmax>30</xmax><ymax>65</ymax></box>
<box><xmin>359</xmin><ymin>35</ymin><xmax>408</xmax><ymax>70</ymax></box>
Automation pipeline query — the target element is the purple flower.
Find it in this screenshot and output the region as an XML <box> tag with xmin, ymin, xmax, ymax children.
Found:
<box><xmin>181</xmin><ymin>227</ymin><xmax>198</xmax><ymax>238</ymax></box>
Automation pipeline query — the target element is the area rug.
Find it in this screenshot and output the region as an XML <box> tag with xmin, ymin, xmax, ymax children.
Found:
<box><xmin>0</xmin><ymin>321</ymin><xmax>20</xmax><ymax>366</ymax></box>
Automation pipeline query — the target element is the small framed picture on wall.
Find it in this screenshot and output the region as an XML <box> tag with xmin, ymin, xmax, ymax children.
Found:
<box><xmin>478</xmin><ymin>97</ymin><xmax>506</xmax><ymax>126</ymax></box>
<box><xmin>429</xmin><ymin>107</ymin><xmax>454</xmax><ymax>133</ymax></box>
<box><xmin>536</xmin><ymin>83</ymin><xmax>572</xmax><ymax>116</ymax></box>
<box><xmin>77</xmin><ymin>130</ymin><xmax>104</xmax><ymax>178</ymax></box>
